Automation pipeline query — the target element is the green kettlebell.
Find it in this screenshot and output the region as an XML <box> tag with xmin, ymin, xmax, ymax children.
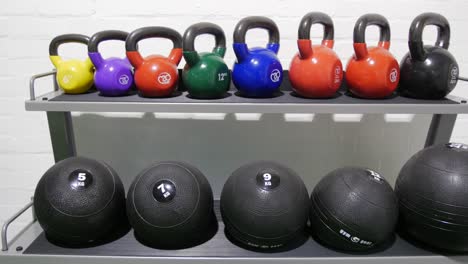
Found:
<box><xmin>182</xmin><ymin>22</ymin><xmax>230</xmax><ymax>99</ymax></box>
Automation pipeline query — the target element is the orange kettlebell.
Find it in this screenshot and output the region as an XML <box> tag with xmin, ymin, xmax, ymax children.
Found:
<box><xmin>345</xmin><ymin>14</ymin><xmax>400</xmax><ymax>99</ymax></box>
<box><xmin>126</xmin><ymin>27</ymin><xmax>183</xmax><ymax>97</ymax></box>
<box><xmin>289</xmin><ymin>12</ymin><xmax>343</xmax><ymax>98</ymax></box>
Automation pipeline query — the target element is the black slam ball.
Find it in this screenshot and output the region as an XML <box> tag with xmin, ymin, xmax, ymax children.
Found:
<box><xmin>126</xmin><ymin>161</ymin><xmax>217</xmax><ymax>249</ymax></box>
<box><xmin>396</xmin><ymin>143</ymin><xmax>468</xmax><ymax>252</ymax></box>
<box><xmin>220</xmin><ymin>161</ymin><xmax>309</xmax><ymax>251</ymax></box>
<box><xmin>310</xmin><ymin>167</ymin><xmax>398</xmax><ymax>252</ymax></box>
<box><xmin>34</xmin><ymin>156</ymin><xmax>127</xmax><ymax>246</ymax></box>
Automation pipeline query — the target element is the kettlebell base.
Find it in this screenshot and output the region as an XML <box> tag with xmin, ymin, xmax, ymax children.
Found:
<box><xmin>399</xmin><ymin>89</ymin><xmax>447</xmax><ymax>100</ymax></box>
<box><xmin>292</xmin><ymin>90</ymin><xmax>340</xmax><ymax>99</ymax></box>
<box><xmin>236</xmin><ymin>90</ymin><xmax>283</xmax><ymax>99</ymax></box>
<box><xmin>98</xmin><ymin>90</ymin><xmax>132</xmax><ymax>97</ymax></box>
<box><xmin>187</xmin><ymin>91</ymin><xmax>230</xmax><ymax>100</ymax></box>
<box><xmin>138</xmin><ymin>90</ymin><xmax>180</xmax><ymax>98</ymax></box>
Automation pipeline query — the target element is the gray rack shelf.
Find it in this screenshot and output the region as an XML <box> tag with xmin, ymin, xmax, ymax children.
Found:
<box><xmin>1</xmin><ymin>71</ymin><xmax>467</xmax><ymax>264</ymax></box>
<box><xmin>2</xmin><ymin>201</ymin><xmax>468</xmax><ymax>264</ymax></box>
<box><xmin>25</xmin><ymin>71</ymin><xmax>468</xmax><ymax>114</ymax></box>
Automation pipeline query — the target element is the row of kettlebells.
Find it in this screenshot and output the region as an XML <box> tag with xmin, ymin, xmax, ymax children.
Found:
<box><xmin>51</xmin><ymin>12</ymin><xmax>459</xmax><ymax>100</ymax></box>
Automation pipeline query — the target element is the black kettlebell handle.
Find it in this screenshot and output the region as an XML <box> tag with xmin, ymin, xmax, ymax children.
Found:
<box><xmin>233</xmin><ymin>16</ymin><xmax>280</xmax><ymax>44</ymax></box>
<box><xmin>88</xmin><ymin>30</ymin><xmax>129</xmax><ymax>53</ymax></box>
<box><xmin>183</xmin><ymin>22</ymin><xmax>226</xmax><ymax>54</ymax></box>
<box><xmin>125</xmin><ymin>26</ymin><xmax>182</xmax><ymax>52</ymax></box>
<box><xmin>353</xmin><ymin>14</ymin><xmax>391</xmax><ymax>44</ymax></box>
<box><xmin>298</xmin><ymin>12</ymin><xmax>334</xmax><ymax>42</ymax></box>
<box><xmin>49</xmin><ymin>34</ymin><xmax>90</xmax><ymax>56</ymax></box>
<box><xmin>409</xmin><ymin>12</ymin><xmax>450</xmax><ymax>61</ymax></box>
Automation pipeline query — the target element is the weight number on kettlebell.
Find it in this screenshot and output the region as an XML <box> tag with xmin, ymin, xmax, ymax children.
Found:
<box><xmin>389</xmin><ymin>68</ymin><xmax>398</xmax><ymax>83</ymax></box>
<box><xmin>218</xmin><ymin>72</ymin><xmax>228</xmax><ymax>81</ymax></box>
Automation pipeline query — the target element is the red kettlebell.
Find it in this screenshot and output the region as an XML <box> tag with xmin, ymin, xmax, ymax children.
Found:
<box><xmin>289</xmin><ymin>12</ymin><xmax>343</xmax><ymax>98</ymax></box>
<box><xmin>346</xmin><ymin>14</ymin><xmax>400</xmax><ymax>99</ymax></box>
<box><xmin>126</xmin><ymin>27</ymin><xmax>183</xmax><ymax>97</ymax></box>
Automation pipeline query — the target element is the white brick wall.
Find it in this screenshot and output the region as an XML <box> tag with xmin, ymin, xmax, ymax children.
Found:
<box><xmin>1</xmin><ymin>0</ymin><xmax>468</xmax><ymax>241</ymax></box>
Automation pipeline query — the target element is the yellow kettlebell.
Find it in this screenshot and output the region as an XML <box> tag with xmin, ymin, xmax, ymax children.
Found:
<box><xmin>49</xmin><ymin>34</ymin><xmax>94</xmax><ymax>94</ymax></box>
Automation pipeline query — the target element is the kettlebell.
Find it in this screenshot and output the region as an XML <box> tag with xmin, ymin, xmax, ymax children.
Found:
<box><xmin>289</xmin><ymin>12</ymin><xmax>343</xmax><ymax>98</ymax></box>
<box><xmin>345</xmin><ymin>14</ymin><xmax>400</xmax><ymax>99</ymax></box>
<box><xmin>182</xmin><ymin>22</ymin><xmax>230</xmax><ymax>99</ymax></box>
<box><xmin>399</xmin><ymin>13</ymin><xmax>459</xmax><ymax>99</ymax></box>
<box><xmin>126</xmin><ymin>27</ymin><xmax>182</xmax><ymax>97</ymax></box>
<box><xmin>232</xmin><ymin>16</ymin><xmax>283</xmax><ymax>98</ymax></box>
<box><xmin>88</xmin><ymin>30</ymin><xmax>134</xmax><ymax>96</ymax></box>
<box><xmin>49</xmin><ymin>34</ymin><xmax>94</xmax><ymax>94</ymax></box>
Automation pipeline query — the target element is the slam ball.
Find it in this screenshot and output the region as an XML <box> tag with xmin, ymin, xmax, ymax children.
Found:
<box><xmin>34</xmin><ymin>156</ymin><xmax>127</xmax><ymax>246</ymax></box>
<box><xmin>310</xmin><ymin>167</ymin><xmax>398</xmax><ymax>252</ymax></box>
<box><xmin>126</xmin><ymin>161</ymin><xmax>217</xmax><ymax>249</ymax></box>
<box><xmin>396</xmin><ymin>143</ymin><xmax>468</xmax><ymax>252</ymax></box>
<box><xmin>220</xmin><ymin>161</ymin><xmax>309</xmax><ymax>250</ymax></box>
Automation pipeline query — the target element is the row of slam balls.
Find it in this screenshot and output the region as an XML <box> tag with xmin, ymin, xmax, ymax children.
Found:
<box><xmin>51</xmin><ymin>12</ymin><xmax>458</xmax><ymax>100</ymax></box>
<box><xmin>34</xmin><ymin>143</ymin><xmax>468</xmax><ymax>252</ymax></box>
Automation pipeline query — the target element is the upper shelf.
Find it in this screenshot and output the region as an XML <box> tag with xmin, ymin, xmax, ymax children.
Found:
<box><xmin>25</xmin><ymin>71</ymin><xmax>468</xmax><ymax>114</ymax></box>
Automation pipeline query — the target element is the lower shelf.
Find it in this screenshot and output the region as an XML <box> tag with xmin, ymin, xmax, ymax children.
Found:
<box><xmin>1</xmin><ymin>201</ymin><xmax>468</xmax><ymax>264</ymax></box>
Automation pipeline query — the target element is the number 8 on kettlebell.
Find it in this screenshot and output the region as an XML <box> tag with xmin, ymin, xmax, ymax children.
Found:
<box><xmin>232</xmin><ymin>16</ymin><xmax>283</xmax><ymax>98</ymax></box>
<box><xmin>49</xmin><ymin>34</ymin><xmax>94</xmax><ymax>94</ymax></box>
<box><xmin>182</xmin><ymin>22</ymin><xmax>230</xmax><ymax>99</ymax></box>
<box><xmin>88</xmin><ymin>30</ymin><xmax>134</xmax><ymax>96</ymax></box>
<box><xmin>126</xmin><ymin>27</ymin><xmax>183</xmax><ymax>97</ymax></box>
<box><xmin>345</xmin><ymin>14</ymin><xmax>399</xmax><ymax>99</ymax></box>
<box><xmin>399</xmin><ymin>13</ymin><xmax>458</xmax><ymax>99</ymax></box>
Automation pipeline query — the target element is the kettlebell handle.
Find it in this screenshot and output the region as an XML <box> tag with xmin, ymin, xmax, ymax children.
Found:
<box><xmin>353</xmin><ymin>14</ymin><xmax>391</xmax><ymax>60</ymax></box>
<box><xmin>233</xmin><ymin>16</ymin><xmax>280</xmax><ymax>62</ymax></box>
<box><xmin>183</xmin><ymin>22</ymin><xmax>226</xmax><ymax>66</ymax></box>
<box><xmin>408</xmin><ymin>12</ymin><xmax>451</xmax><ymax>61</ymax></box>
<box><xmin>88</xmin><ymin>30</ymin><xmax>128</xmax><ymax>53</ymax></box>
<box><xmin>88</xmin><ymin>30</ymin><xmax>129</xmax><ymax>69</ymax></box>
<box><xmin>125</xmin><ymin>27</ymin><xmax>183</xmax><ymax>68</ymax></box>
<box><xmin>49</xmin><ymin>34</ymin><xmax>90</xmax><ymax>56</ymax></box>
<box><xmin>297</xmin><ymin>12</ymin><xmax>335</xmax><ymax>59</ymax></box>
<box><xmin>183</xmin><ymin>22</ymin><xmax>226</xmax><ymax>55</ymax></box>
<box><xmin>233</xmin><ymin>16</ymin><xmax>280</xmax><ymax>44</ymax></box>
<box><xmin>298</xmin><ymin>12</ymin><xmax>334</xmax><ymax>43</ymax></box>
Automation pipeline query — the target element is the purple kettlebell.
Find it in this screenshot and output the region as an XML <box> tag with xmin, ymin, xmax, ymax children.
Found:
<box><xmin>88</xmin><ymin>30</ymin><xmax>134</xmax><ymax>96</ymax></box>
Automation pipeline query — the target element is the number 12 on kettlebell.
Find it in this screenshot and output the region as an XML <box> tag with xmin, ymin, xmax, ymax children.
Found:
<box><xmin>232</xmin><ymin>16</ymin><xmax>283</xmax><ymax>98</ymax></box>
<box><xmin>182</xmin><ymin>22</ymin><xmax>230</xmax><ymax>99</ymax></box>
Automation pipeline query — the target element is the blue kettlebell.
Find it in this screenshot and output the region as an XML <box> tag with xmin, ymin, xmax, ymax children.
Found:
<box><xmin>232</xmin><ymin>16</ymin><xmax>283</xmax><ymax>97</ymax></box>
<box><xmin>88</xmin><ymin>30</ymin><xmax>134</xmax><ymax>96</ymax></box>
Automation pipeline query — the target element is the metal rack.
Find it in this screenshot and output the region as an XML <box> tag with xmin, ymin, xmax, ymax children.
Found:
<box><xmin>1</xmin><ymin>70</ymin><xmax>468</xmax><ymax>264</ymax></box>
